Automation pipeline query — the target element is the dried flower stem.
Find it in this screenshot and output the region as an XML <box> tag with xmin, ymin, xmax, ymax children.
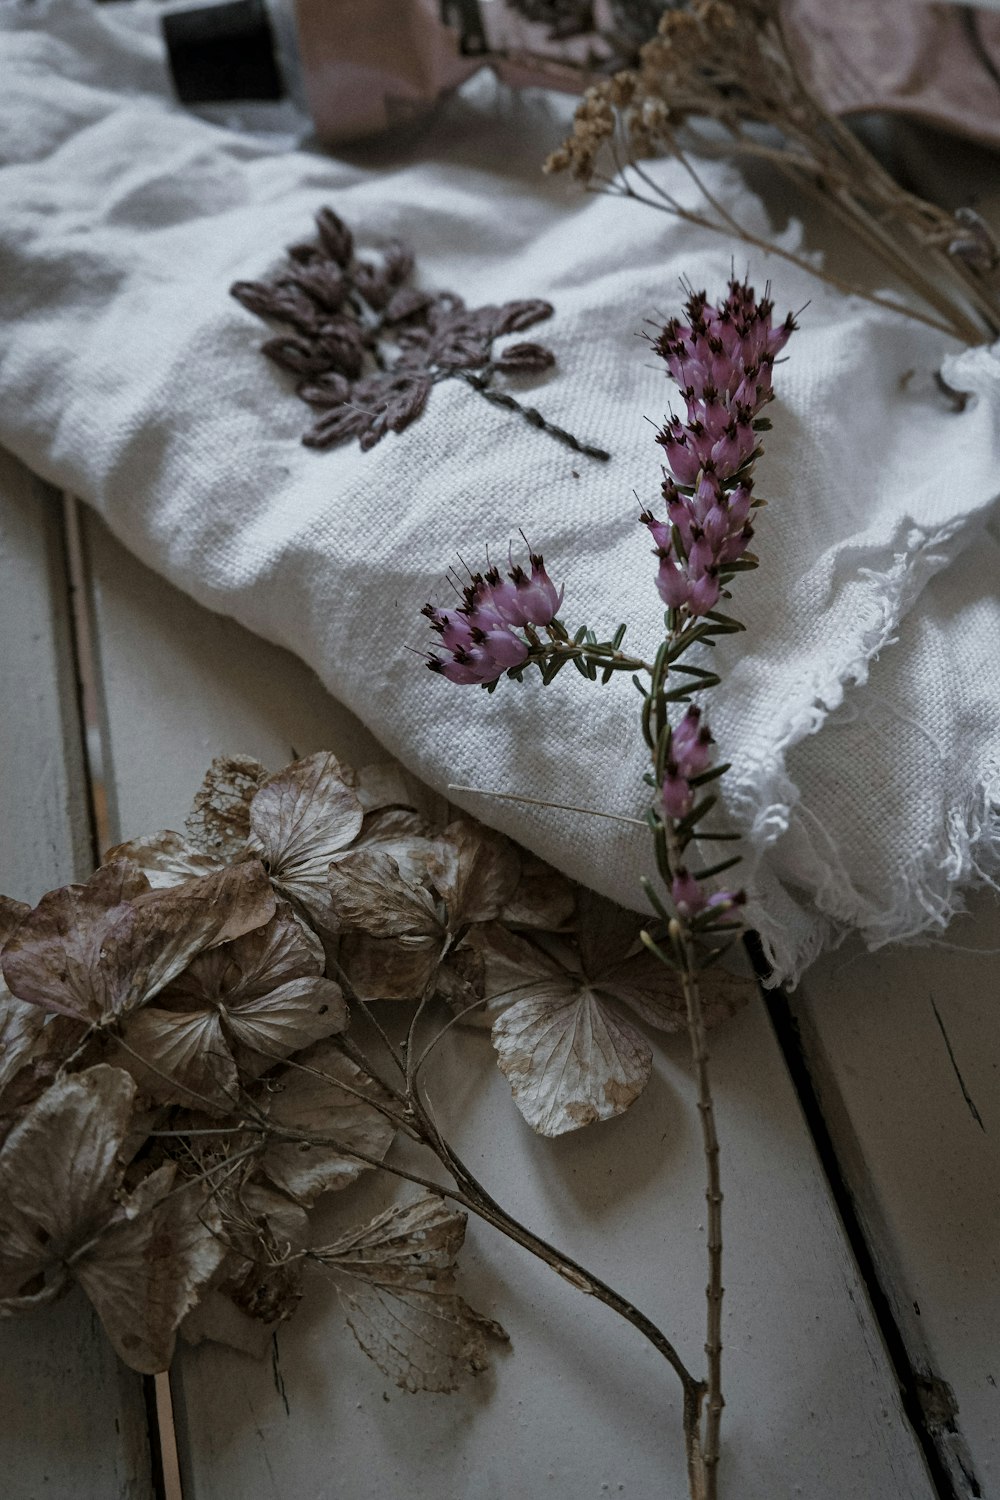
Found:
<box><xmin>458</xmin><ymin>368</ymin><xmax>612</xmax><ymax>460</ymax></box>
<box><xmin>546</xmin><ymin>0</ymin><xmax>1000</xmax><ymax>348</ymax></box>
<box><xmin>602</xmin><ymin>164</ymin><xmax>971</xmax><ymax>343</ymax></box>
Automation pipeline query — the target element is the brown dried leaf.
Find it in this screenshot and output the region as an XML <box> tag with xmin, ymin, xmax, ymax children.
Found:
<box><xmin>260</xmin><ymin>1043</ymin><xmax>395</xmax><ymax>1204</ymax></box>
<box><xmin>493</xmin><ymin>341</ymin><xmax>556</xmax><ymax>374</ymax></box>
<box><xmin>248</xmin><ymin>753</ymin><xmax>364</xmax><ymax>932</ymax></box>
<box><xmin>0</xmin><ymin>897</ymin><xmax>29</xmax><ymax>945</ymax></box>
<box><xmin>493</xmin><ymin>298</ymin><xmax>554</xmax><ymax>335</ymax></box>
<box><xmin>103</xmin><ymin>831</ymin><xmax>222</xmax><ymax>889</ymax></box>
<box><xmin>0</xmin><ymin>1065</ymin><xmax>136</xmax><ymax>1309</ymax></box>
<box><xmin>472</xmin><ymin>924</ymin><xmax>652</xmax><ymax>1135</ymax></box>
<box><xmin>216</xmin><ymin>1182</ymin><xmax>309</xmax><ymax>1327</ymax></box>
<box><xmin>500</xmin><ymin>853</ymin><xmax>576</xmax><ymax>931</ymax></box>
<box><xmin>612</xmin><ymin>958</ymin><xmax>757</xmax><ymax>1032</ymax></box>
<box><xmin>576</xmin><ymin>893</ymin><xmax>754</xmax><ymax>1032</ymax></box>
<box><xmin>297</xmin><ymin>372</ymin><xmax>352</xmax><ymax>409</ymax></box>
<box><xmin>312</xmin><ymin>1194</ymin><xmax>508</xmax><ymax>1393</ymax></box>
<box><xmin>352</xmin><ymin>807</ymin><xmax>444</xmax><ymax>887</ymax></box>
<box><xmin>430</xmin><ymin>819</ymin><xmax>520</xmax><ymax>930</ymax></box>
<box><xmin>491</xmin><ymin>988</ymin><xmax>651</xmax><ymax>1138</ymax></box>
<box><xmin>314</xmin><ymin>207</ymin><xmax>353</xmax><ymax>264</ymax></box>
<box><xmin>435</xmin><ymin>942</ymin><xmax>487</xmax><ymax>1026</ymax></box>
<box><xmin>0</xmin><ymin>898</ymin><xmax>44</xmax><ymax>1097</ymax></box>
<box><xmin>351</xmin><ymin>762</ymin><xmax>416</xmax><ymax>813</ymax></box>
<box><xmin>74</xmin><ymin>1171</ymin><xmax>226</xmax><ymax>1373</ymax></box>
<box><xmin>164</xmin><ymin>908</ymin><xmax>347</xmax><ymax>1060</ymax></box>
<box><xmin>338</xmin><ymin>931</ymin><xmax>442</xmax><ymax>1003</ymax></box>
<box><xmin>0</xmin><ymin>1065</ymin><xmax>225</xmax><ymax>1368</ymax></box>
<box><xmin>186</xmin><ymin>755</ymin><xmax>267</xmax><ymax>860</ymax></box>
<box><xmin>120</xmin><ymin>908</ymin><xmax>346</xmax><ymax>1110</ymax></box>
<box><xmin>303</xmin><ymin>405</ymin><xmax>370</xmax><ymax>449</ymax></box>
<box><xmin>118</xmin><ymin>1006</ymin><xmax>237</xmax><ymax>1112</ymax></box>
<box><xmin>2</xmin><ymin>860</ymin><xmax>275</xmax><ymax>1025</ymax></box>
<box><xmin>0</xmin><ymin>991</ymin><xmax>46</xmax><ymax>1097</ymax></box>
<box><xmin>327</xmin><ymin>849</ymin><xmax>441</xmax><ymax>939</ymax></box>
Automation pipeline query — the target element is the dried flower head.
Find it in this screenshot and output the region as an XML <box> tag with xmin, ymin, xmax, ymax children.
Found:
<box><xmin>545</xmin><ymin>0</ymin><xmax>1000</xmax><ymax>346</ymax></box>
<box><xmin>423</xmin><ymin>544</ymin><xmax>564</xmax><ymax>686</ymax></box>
<box><xmin>641</xmin><ymin>277</ymin><xmax>795</xmax><ymax>617</ymax></box>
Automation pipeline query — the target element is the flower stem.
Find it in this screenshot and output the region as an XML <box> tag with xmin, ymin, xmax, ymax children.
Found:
<box><xmin>456</xmin><ymin>369</ymin><xmax>611</xmax><ymax>461</ymax></box>
<box><xmin>646</xmin><ymin>617</ymin><xmax>729</xmax><ymax>1500</ymax></box>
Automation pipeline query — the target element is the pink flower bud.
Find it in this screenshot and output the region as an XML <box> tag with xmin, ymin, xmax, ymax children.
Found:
<box><xmin>688</xmin><ymin>572</ymin><xmax>721</xmax><ymax>615</ymax></box>
<box><xmin>476</xmin><ymin>626</ymin><xmax>529</xmax><ymax>670</ymax></box>
<box><xmin>662</xmin><ymin>770</ymin><xmax>693</xmax><ymax>819</ymax></box>
<box><xmin>524</xmin><ymin>551</ymin><xmax>565</xmax><ymax>624</ymax></box>
<box><xmin>671</xmin><ymin>705</ymin><xmax>702</xmax><ymax>753</ymax></box>
<box><xmin>691</xmin><ymin>472</ymin><xmax>721</xmax><ymax>524</ymax></box>
<box><xmin>666</xmin><ymin>498</ymin><xmax>694</xmax><ymax>551</ymax></box>
<box><xmin>718</xmin><ymin>524</ymin><xmax>753</xmax><ymax>565</ymax></box>
<box><xmin>435</xmin><ymin>609</ymin><xmax>476</xmax><ymax>653</ymax></box>
<box><xmin>671</xmin><ymin>869</ymin><xmax>706</xmax><ymax>917</ymax></box>
<box><xmin>642</xmin><ymin>510</ymin><xmax>671</xmax><ymax>551</ymax></box>
<box><xmin>656</xmin><ymin>427</ymin><xmax>702</xmax><ymax>487</ymax></box>
<box><xmin>702</xmin><ymin>504</ymin><xmax>729</xmax><ymax>550</ymax></box>
<box><xmin>727</xmin><ymin>484</ymin><xmax>752</xmax><ymax>529</ymax></box>
<box><xmin>687</xmin><ymin>531</ymin><xmax>715</xmax><ymax>578</ymax></box>
<box><xmin>656</xmin><ymin>553</ymin><xmax>692</xmax><ymax>609</ymax></box>
<box><xmin>427</xmin><ymin>645</ymin><xmax>502</xmax><ymax>685</ymax></box>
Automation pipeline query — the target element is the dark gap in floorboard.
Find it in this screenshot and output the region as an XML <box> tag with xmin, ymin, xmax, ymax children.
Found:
<box><xmin>745</xmin><ymin>932</ymin><xmax>972</xmax><ymax>1500</ymax></box>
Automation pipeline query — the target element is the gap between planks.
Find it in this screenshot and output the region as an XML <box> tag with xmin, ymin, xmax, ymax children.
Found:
<box><xmin>63</xmin><ymin>492</ymin><xmax>185</xmax><ymax>1500</ymax></box>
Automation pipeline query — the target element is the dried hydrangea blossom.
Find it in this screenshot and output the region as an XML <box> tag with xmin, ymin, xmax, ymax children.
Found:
<box><xmin>0</xmin><ymin>1065</ymin><xmax>226</xmax><ymax>1372</ymax></box>
<box><xmin>0</xmin><ymin>734</ymin><xmax>735</xmax><ymax>1391</ymax></box>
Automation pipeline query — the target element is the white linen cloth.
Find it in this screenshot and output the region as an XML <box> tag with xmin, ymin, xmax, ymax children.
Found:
<box><xmin>2</xmin><ymin>0</ymin><xmax>1000</xmax><ymax>984</ymax></box>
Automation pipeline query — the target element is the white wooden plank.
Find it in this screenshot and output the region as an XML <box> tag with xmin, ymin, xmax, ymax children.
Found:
<box><xmin>83</xmin><ymin>508</ymin><xmax>937</xmax><ymax>1500</ymax></box>
<box><xmin>794</xmin><ymin>896</ymin><xmax>1000</xmax><ymax>1496</ymax></box>
<box><xmin>0</xmin><ymin>455</ymin><xmax>153</xmax><ymax>1500</ymax></box>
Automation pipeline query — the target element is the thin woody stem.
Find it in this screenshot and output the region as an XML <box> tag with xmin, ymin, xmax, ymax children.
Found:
<box><xmin>403</xmin><ymin>1077</ymin><xmax>704</xmax><ymax>1401</ymax></box>
<box><xmin>456</xmin><ymin>368</ymin><xmax>611</xmax><ymax>461</ymax></box>
<box><xmin>525</xmin><ymin>635</ymin><xmax>657</xmax><ymax>678</ymax></box>
<box><xmin>667</xmin><ymin>865</ymin><xmax>724</xmax><ymax>1497</ymax></box>
<box><xmin>610</xmin><ymin>170</ymin><xmax>968</xmax><ymax>343</ymax></box>
<box><xmin>646</xmin><ymin>609</ymin><xmax>730</xmax><ymax>1500</ymax></box>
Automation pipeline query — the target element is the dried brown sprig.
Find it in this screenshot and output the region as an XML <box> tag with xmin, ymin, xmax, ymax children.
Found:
<box><xmin>232</xmin><ymin>207</ymin><xmax>611</xmax><ymax>461</ymax></box>
<box><xmin>0</xmin><ymin>743</ymin><xmax>752</xmax><ymax>1405</ymax></box>
<box><xmin>546</xmin><ymin>0</ymin><xmax>1000</xmax><ymax>344</ymax></box>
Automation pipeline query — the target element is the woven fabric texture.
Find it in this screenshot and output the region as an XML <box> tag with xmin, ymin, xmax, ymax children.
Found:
<box><xmin>2</xmin><ymin>1</ymin><xmax>1000</xmax><ymax>983</ymax></box>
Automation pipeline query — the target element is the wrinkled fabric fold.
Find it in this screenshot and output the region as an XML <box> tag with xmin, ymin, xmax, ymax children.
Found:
<box><xmin>2</xmin><ymin>0</ymin><xmax>1000</xmax><ymax>985</ymax></box>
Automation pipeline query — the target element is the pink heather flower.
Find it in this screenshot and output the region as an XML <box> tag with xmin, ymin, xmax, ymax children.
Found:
<box><xmin>655</xmin><ymin>551</ymin><xmax>691</xmax><ymax>610</ymax></box>
<box><xmin>641</xmin><ymin>509</ymin><xmax>672</xmax><ymax>551</ymax></box>
<box><xmin>671</xmin><ymin>868</ymin><xmax>706</xmax><ymax>917</ymax></box>
<box><xmin>475</xmin><ymin>626</ymin><xmax>529</xmax><ymax>670</ymax></box>
<box><xmin>727</xmin><ymin>484</ymin><xmax>752</xmax><ymax>529</ymax></box>
<box><xmin>688</xmin><ymin>572</ymin><xmax>721</xmax><ymax>615</ymax></box>
<box><xmin>434</xmin><ymin>609</ymin><xmax>477</xmax><ymax>653</ymax></box>
<box><xmin>662</xmin><ymin>708</ymin><xmax>715</xmax><ymax>823</ymax></box>
<box><xmin>427</xmin><ymin>645</ymin><xmax>502</xmax><ymax>685</ymax></box>
<box><xmin>686</xmin><ymin>531</ymin><xmax>715</xmax><ymax>579</ymax></box>
<box><xmin>643</xmin><ymin>280</ymin><xmax>794</xmax><ymax>619</ymax></box>
<box><xmin>662</xmin><ymin>769</ymin><xmax>694</xmax><ymax>819</ymax></box>
<box><xmin>672</xmin><ymin>707</ymin><xmax>714</xmax><ymax>778</ymax></box>
<box><xmin>489</xmin><ymin>549</ymin><xmax>564</xmax><ymax>628</ymax></box>
<box><xmin>424</xmin><ymin>543</ymin><xmax>563</xmax><ymax>686</ymax></box>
